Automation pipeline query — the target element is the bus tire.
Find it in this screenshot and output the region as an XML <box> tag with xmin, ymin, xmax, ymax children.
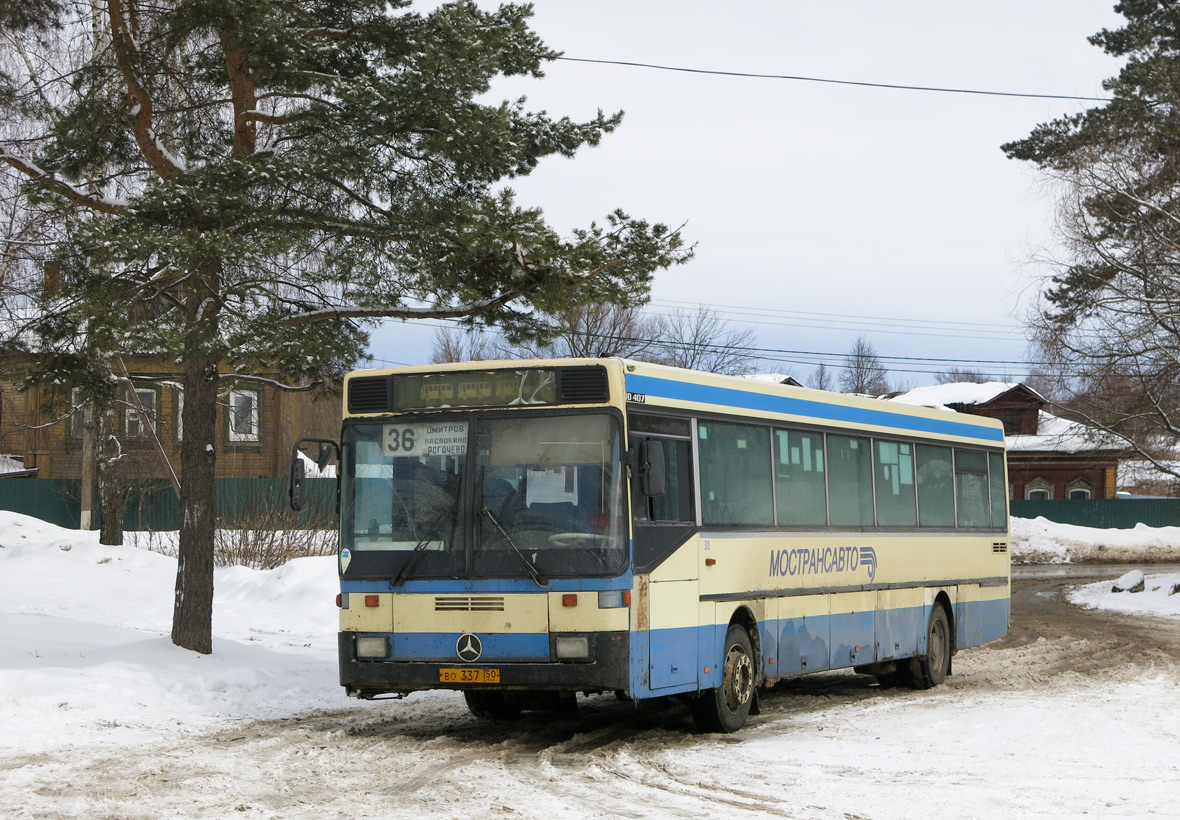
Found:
<box><xmin>691</xmin><ymin>624</ymin><xmax>756</xmax><ymax>733</ymax></box>
<box><xmin>907</xmin><ymin>604</ymin><xmax>951</xmax><ymax>690</ymax></box>
<box><xmin>464</xmin><ymin>690</ymin><xmax>521</xmax><ymax>720</ymax></box>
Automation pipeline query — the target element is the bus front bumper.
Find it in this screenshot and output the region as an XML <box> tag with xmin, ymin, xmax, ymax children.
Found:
<box><xmin>339</xmin><ymin>631</ymin><xmax>632</xmax><ymax>698</ymax></box>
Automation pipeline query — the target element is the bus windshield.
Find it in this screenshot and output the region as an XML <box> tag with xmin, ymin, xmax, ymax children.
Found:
<box><xmin>341</xmin><ymin>412</ymin><xmax>628</xmax><ymax>580</ymax></box>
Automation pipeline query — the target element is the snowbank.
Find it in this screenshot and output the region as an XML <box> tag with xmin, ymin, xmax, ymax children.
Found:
<box><xmin>1010</xmin><ymin>515</ymin><xmax>1180</xmax><ymax>564</ymax></box>
<box><xmin>1070</xmin><ymin>571</ymin><xmax>1180</xmax><ymax>619</ymax></box>
<box><xmin>0</xmin><ymin>511</ymin><xmax>355</xmax><ymax>754</ymax></box>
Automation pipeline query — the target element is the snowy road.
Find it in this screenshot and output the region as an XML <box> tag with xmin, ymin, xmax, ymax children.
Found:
<box><xmin>6</xmin><ymin>571</ymin><xmax>1179</xmax><ymax>820</ymax></box>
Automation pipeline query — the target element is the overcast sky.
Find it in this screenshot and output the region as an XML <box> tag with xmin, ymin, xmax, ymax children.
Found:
<box><xmin>367</xmin><ymin>1</ymin><xmax>1126</xmax><ymax>388</ymax></box>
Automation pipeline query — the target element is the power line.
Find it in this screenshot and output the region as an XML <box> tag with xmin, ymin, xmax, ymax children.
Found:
<box><xmin>645</xmin><ymin>301</ymin><xmax>1025</xmax><ymax>343</ymax></box>
<box><xmin>369</xmin><ymin>318</ymin><xmax>1034</xmax><ymax>368</ymax></box>
<box><xmin>649</xmin><ymin>298</ymin><xmax>1019</xmax><ymax>331</ymax></box>
<box><xmin>557</xmin><ymin>57</ymin><xmax>1111</xmax><ymax>102</ymax></box>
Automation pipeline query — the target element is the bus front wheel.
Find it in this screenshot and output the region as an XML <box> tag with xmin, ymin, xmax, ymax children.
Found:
<box><xmin>464</xmin><ymin>690</ymin><xmax>521</xmax><ymax>720</ymax></box>
<box><xmin>691</xmin><ymin>624</ymin><xmax>756</xmax><ymax>733</ymax></box>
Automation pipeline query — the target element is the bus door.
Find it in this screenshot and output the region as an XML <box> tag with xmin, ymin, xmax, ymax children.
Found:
<box><xmin>629</xmin><ymin>420</ymin><xmax>699</xmax><ymax>694</ymax></box>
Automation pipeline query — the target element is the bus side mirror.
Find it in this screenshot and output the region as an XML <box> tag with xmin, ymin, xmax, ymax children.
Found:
<box><xmin>288</xmin><ymin>450</ymin><xmax>306</xmax><ymax>512</ymax></box>
<box><xmin>288</xmin><ymin>437</ymin><xmax>339</xmax><ymax>513</ymax></box>
<box><xmin>315</xmin><ymin>445</ymin><xmax>334</xmax><ymax>472</ymax></box>
<box><xmin>638</xmin><ymin>439</ymin><xmax>667</xmax><ymax>498</ymax></box>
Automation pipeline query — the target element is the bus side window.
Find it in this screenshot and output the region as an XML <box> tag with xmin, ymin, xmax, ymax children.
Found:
<box><xmin>698</xmin><ymin>422</ymin><xmax>773</xmax><ymax>526</ymax></box>
<box><xmin>631</xmin><ymin>436</ymin><xmax>694</xmax><ymax>523</ymax></box>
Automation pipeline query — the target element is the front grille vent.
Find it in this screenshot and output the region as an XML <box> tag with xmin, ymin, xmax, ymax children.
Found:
<box><xmin>993</xmin><ymin>542</ymin><xmax>1009</xmax><ymax>554</ymax></box>
<box><xmin>435</xmin><ymin>596</ymin><xmax>506</xmax><ymax>612</ymax></box>
<box><xmin>348</xmin><ymin>376</ymin><xmax>390</xmax><ymax>414</ymax></box>
<box><xmin>557</xmin><ymin>366</ymin><xmax>609</xmax><ymax>403</ymax></box>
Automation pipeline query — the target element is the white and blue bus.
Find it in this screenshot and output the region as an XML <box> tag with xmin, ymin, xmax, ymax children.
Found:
<box><xmin>292</xmin><ymin>358</ymin><xmax>1009</xmax><ymax>732</ymax></box>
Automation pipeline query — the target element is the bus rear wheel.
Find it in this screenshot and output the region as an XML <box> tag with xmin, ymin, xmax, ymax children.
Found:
<box><xmin>901</xmin><ymin>604</ymin><xmax>951</xmax><ymax>690</ymax></box>
<box><xmin>691</xmin><ymin>624</ymin><xmax>756</xmax><ymax>733</ymax></box>
<box><xmin>464</xmin><ymin>690</ymin><xmax>521</xmax><ymax>720</ymax></box>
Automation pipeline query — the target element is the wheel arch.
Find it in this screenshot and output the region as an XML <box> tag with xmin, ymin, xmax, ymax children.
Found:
<box><xmin>725</xmin><ymin>605</ymin><xmax>762</xmax><ymax>675</ymax></box>
<box><xmin>932</xmin><ymin>590</ymin><xmax>957</xmax><ymax>656</ymax></box>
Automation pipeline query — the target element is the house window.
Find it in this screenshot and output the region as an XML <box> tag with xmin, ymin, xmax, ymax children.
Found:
<box><xmin>125</xmin><ymin>388</ymin><xmax>157</xmax><ymax>439</ymax></box>
<box><xmin>227</xmin><ymin>388</ymin><xmax>260</xmax><ymax>443</ymax></box>
<box><xmin>1003</xmin><ymin>409</ymin><xmax>1023</xmax><ymax>436</ymax></box>
<box><xmin>1066</xmin><ymin>478</ymin><xmax>1094</xmax><ymax>500</ymax></box>
<box><xmin>1025</xmin><ymin>477</ymin><xmax>1054</xmax><ymax>501</ymax></box>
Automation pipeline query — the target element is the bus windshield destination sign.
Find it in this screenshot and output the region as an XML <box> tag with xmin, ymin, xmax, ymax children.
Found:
<box><xmin>382</xmin><ymin>421</ymin><xmax>469</xmax><ymax>457</ymax></box>
<box><xmin>393</xmin><ymin>369</ymin><xmax>558</xmax><ymax>410</ymax></box>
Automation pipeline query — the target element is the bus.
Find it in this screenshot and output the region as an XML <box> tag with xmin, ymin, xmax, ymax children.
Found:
<box><xmin>290</xmin><ymin>358</ymin><xmax>1010</xmax><ymax>732</ymax></box>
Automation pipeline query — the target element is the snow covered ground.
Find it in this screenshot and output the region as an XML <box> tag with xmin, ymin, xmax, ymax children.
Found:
<box><xmin>2</xmin><ymin>511</ymin><xmax>1179</xmax><ymax>818</ymax></box>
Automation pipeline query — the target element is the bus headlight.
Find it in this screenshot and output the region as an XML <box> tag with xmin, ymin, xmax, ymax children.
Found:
<box><xmin>555</xmin><ymin>635</ymin><xmax>590</xmax><ymax>660</ymax></box>
<box><xmin>356</xmin><ymin>636</ymin><xmax>390</xmax><ymax>659</ymax></box>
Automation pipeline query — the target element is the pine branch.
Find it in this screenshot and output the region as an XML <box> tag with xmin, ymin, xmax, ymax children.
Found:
<box><xmin>105</xmin><ymin>0</ymin><xmax>185</xmax><ymax>180</ymax></box>
<box><xmin>0</xmin><ymin>150</ymin><xmax>126</xmax><ymax>214</ymax></box>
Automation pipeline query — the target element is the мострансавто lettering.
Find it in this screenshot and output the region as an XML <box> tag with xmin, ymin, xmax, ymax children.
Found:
<box><xmin>769</xmin><ymin>545</ymin><xmax>877</xmax><ymax>581</ymax></box>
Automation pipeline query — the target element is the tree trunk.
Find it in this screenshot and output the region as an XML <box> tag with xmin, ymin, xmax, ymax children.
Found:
<box><xmin>97</xmin><ymin>468</ymin><xmax>126</xmax><ymax>545</ymax></box>
<box><xmin>96</xmin><ymin>408</ymin><xmax>125</xmax><ymax>546</ymax></box>
<box><xmin>171</xmin><ymin>352</ymin><xmax>220</xmax><ymax>654</ymax></box>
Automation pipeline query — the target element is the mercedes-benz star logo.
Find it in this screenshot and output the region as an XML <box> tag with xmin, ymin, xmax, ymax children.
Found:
<box><xmin>456</xmin><ymin>633</ymin><xmax>483</xmax><ymax>662</ymax></box>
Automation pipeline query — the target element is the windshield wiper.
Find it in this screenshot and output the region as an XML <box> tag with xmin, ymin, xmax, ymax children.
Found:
<box><xmin>390</xmin><ymin>512</ymin><xmax>450</xmax><ymax>587</ymax></box>
<box><xmin>390</xmin><ymin>538</ymin><xmax>432</xmax><ymax>588</ymax></box>
<box><xmin>480</xmin><ymin>505</ymin><xmax>548</xmax><ymax>587</ymax></box>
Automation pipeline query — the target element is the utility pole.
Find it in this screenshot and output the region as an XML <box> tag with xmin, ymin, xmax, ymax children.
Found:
<box><xmin>79</xmin><ymin>402</ymin><xmax>97</xmax><ymax>529</ymax></box>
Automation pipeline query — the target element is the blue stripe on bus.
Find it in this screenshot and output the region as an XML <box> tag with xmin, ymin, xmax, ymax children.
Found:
<box><xmin>356</xmin><ymin>598</ymin><xmax>1010</xmax><ymax>698</ymax></box>
<box><xmin>632</xmin><ymin>597</ymin><xmax>1010</xmax><ymax>699</ymax></box>
<box><xmin>624</xmin><ymin>373</ymin><xmax>1005</xmax><ymax>444</ymax></box>
<box><xmin>391</xmin><ymin>631</ymin><xmax>550</xmax><ymax>661</ymax></box>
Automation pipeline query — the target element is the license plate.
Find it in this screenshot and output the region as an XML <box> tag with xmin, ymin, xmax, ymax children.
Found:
<box><xmin>440</xmin><ymin>667</ymin><xmax>500</xmax><ymax>684</ymax></box>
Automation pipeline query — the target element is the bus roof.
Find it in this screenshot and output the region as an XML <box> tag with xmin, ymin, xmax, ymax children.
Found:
<box><xmin>344</xmin><ymin>357</ymin><xmax>1005</xmax><ymax>448</ymax></box>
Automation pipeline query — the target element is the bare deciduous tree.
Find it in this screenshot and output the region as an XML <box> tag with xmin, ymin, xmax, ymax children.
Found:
<box><xmin>810</xmin><ymin>362</ymin><xmax>833</xmax><ymax>391</ymax></box>
<box><xmin>648</xmin><ymin>305</ymin><xmax>756</xmax><ymax>375</ymax></box>
<box><xmin>936</xmin><ymin>368</ymin><xmax>989</xmax><ymax>385</ymax></box>
<box><xmin>429</xmin><ymin>303</ymin><xmax>760</xmax><ymax>376</ymax></box>
<box><xmin>430</xmin><ymin>325</ymin><xmax>500</xmax><ymax>364</ymax></box>
<box><xmin>839</xmin><ymin>336</ymin><xmax>890</xmax><ymax>395</ymax></box>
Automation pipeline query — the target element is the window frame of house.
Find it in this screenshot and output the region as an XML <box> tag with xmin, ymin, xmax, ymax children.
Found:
<box><xmin>1066</xmin><ymin>478</ymin><xmax>1094</xmax><ymax>500</ymax></box>
<box><xmin>124</xmin><ymin>385</ymin><xmax>160</xmax><ymax>441</ymax></box>
<box><xmin>226</xmin><ymin>386</ymin><xmax>262</xmax><ymax>444</ymax></box>
<box><xmin>1025</xmin><ymin>477</ymin><xmax>1054</xmax><ymax>501</ymax></box>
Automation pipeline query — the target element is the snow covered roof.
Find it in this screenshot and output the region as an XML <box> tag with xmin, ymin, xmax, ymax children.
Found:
<box><xmin>0</xmin><ymin>454</ymin><xmax>36</xmax><ymax>478</ymax></box>
<box><xmin>888</xmin><ymin>381</ymin><xmax>1042</xmax><ymax>410</ymax></box>
<box><xmin>742</xmin><ymin>373</ymin><xmax>803</xmax><ymax>387</ymax></box>
<box><xmin>1007</xmin><ymin>410</ymin><xmax>1124</xmax><ymax>454</ymax></box>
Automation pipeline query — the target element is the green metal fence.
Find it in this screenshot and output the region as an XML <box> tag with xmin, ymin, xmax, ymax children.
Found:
<box><xmin>0</xmin><ymin>479</ymin><xmax>81</xmax><ymax>529</ymax></box>
<box><xmin>0</xmin><ymin>477</ymin><xmax>337</xmax><ymax>531</ymax></box>
<box><xmin>1010</xmin><ymin>499</ymin><xmax>1180</xmax><ymax>529</ymax></box>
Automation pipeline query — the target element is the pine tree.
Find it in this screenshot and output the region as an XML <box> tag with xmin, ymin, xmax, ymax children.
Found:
<box><xmin>1002</xmin><ymin>0</ymin><xmax>1180</xmax><ymax>475</ymax></box>
<box><xmin>1</xmin><ymin>0</ymin><xmax>690</xmax><ymax>653</ymax></box>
